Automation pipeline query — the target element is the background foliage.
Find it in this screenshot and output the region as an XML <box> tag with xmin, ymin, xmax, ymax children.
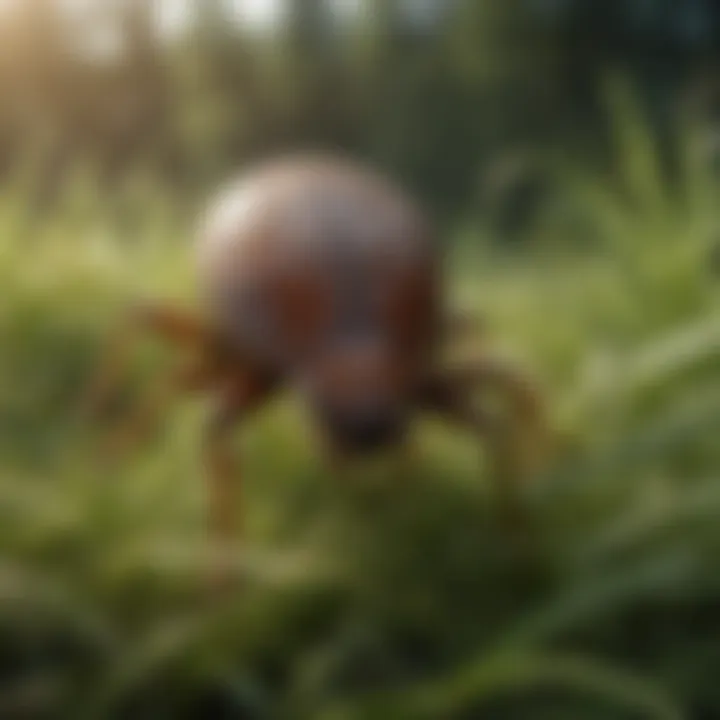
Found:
<box><xmin>1</xmin><ymin>1</ymin><xmax>720</xmax><ymax>718</ymax></box>
<box><xmin>3</xmin><ymin>0</ymin><xmax>720</xmax><ymax>223</ymax></box>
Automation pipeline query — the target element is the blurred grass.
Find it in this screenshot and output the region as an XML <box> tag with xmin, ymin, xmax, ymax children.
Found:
<box><xmin>1</xmin><ymin>99</ymin><xmax>720</xmax><ymax>718</ymax></box>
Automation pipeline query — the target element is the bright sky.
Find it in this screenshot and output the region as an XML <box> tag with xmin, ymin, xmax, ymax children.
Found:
<box><xmin>0</xmin><ymin>0</ymin><xmax>379</xmax><ymax>56</ymax></box>
<box><xmin>0</xmin><ymin>0</ymin><xmax>370</xmax><ymax>34</ymax></box>
<box><xmin>0</xmin><ymin>0</ymin><xmax>289</xmax><ymax>59</ymax></box>
<box><xmin>158</xmin><ymin>0</ymin><xmax>364</xmax><ymax>36</ymax></box>
<box><xmin>0</xmin><ymin>0</ymin><xmax>289</xmax><ymax>33</ymax></box>
<box><xmin>158</xmin><ymin>0</ymin><xmax>287</xmax><ymax>36</ymax></box>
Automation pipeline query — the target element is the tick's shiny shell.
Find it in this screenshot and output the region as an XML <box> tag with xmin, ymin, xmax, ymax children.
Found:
<box><xmin>197</xmin><ymin>155</ymin><xmax>441</xmax><ymax>377</ymax></box>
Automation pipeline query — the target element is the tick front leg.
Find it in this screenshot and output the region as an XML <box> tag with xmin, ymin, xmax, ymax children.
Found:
<box><xmin>205</xmin><ymin>398</ymin><xmax>242</xmax><ymax>591</ymax></box>
<box><xmin>102</xmin><ymin>357</ymin><xmax>219</xmax><ymax>460</ymax></box>
<box><xmin>78</xmin><ymin>301</ymin><xmax>217</xmax><ymax>419</ymax></box>
<box><xmin>419</xmin><ymin>358</ymin><xmax>546</xmax><ymax>528</ymax></box>
<box><xmin>203</xmin><ymin>372</ymin><xmax>276</xmax><ymax>593</ymax></box>
<box><xmin>442</xmin><ymin>309</ymin><xmax>485</xmax><ymax>347</ymax></box>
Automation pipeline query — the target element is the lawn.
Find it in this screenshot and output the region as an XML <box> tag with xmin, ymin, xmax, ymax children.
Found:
<box><xmin>1</xmin><ymin>117</ymin><xmax>719</xmax><ymax>718</ymax></box>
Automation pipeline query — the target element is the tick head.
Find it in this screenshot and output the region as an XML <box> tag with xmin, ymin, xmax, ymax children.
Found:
<box><xmin>304</xmin><ymin>337</ymin><xmax>411</xmax><ymax>453</ymax></box>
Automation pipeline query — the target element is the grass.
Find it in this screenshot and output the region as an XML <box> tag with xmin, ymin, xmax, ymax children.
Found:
<box><xmin>1</xmin><ymin>105</ymin><xmax>720</xmax><ymax>717</ymax></box>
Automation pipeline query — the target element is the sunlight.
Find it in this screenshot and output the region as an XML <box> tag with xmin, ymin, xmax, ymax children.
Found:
<box><xmin>158</xmin><ymin>0</ymin><xmax>286</xmax><ymax>37</ymax></box>
<box><xmin>229</xmin><ymin>0</ymin><xmax>286</xmax><ymax>30</ymax></box>
<box><xmin>0</xmin><ymin>0</ymin><xmax>286</xmax><ymax>34</ymax></box>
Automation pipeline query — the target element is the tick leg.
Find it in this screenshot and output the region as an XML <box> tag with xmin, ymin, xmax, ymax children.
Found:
<box><xmin>419</xmin><ymin>358</ymin><xmax>546</xmax><ymax>527</ymax></box>
<box><xmin>78</xmin><ymin>301</ymin><xmax>214</xmax><ymax>421</ymax></box>
<box><xmin>204</xmin><ymin>371</ymin><xmax>277</xmax><ymax>592</ymax></box>
<box><xmin>392</xmin><ymin>438</ymin><xmax>419</xmax><ymax>487</ymax></box>
<box><xmin>443</xmin><ymin>356</ymin><xmax>545</xmax><ymax>441</ymax></box>
<box><xmin>442</xmin><ymin>309</ymin><xmax>485</xmax><ymax>346</ymax></box>
<box><xmin>102</xmin><ymin>358</ymin><xmax>219</xmax><ymax>460</ymax></box>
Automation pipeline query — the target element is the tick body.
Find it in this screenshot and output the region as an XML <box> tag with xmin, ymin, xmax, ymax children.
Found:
<box><xmin>85</xmin><ymin>154</ymin><xmax>544</xmax><ymax>586</ymax></box>
<box><xmin>198</xmin><ymin>156</ymin><xmax>440</xmax><ymax>452</ymax></box>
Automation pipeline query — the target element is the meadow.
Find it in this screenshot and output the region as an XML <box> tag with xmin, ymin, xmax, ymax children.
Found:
<box><xmin>0</xmin><ymin>102</ymin><xmax>719</xmax><ymax>719</ymax></box>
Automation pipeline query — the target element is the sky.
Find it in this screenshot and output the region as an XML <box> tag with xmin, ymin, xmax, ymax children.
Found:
<box><xmin>157</xmin><ymin>0</ymin><xmax>286</xmax><ymax>37</ymax></box>
<box><xmin>0</xmin><ymin>0</ymin><xmax>386</xmax><ymax>63</ymax></box>
<box><xmin>155</xmin><ymin>0</ymin><xmax>440</xmax><ymax>37</ymax></box>
<box><xmin>0</xmin><ymin>0</ymin><xmax>441</xmax><ymax>57</ymax></box>
<box><xmin>0</xmin><ymin>0</ymin><xmax>289</xmax><ymax>34</ymax></box>
<box><xmin>157</xmin><ymin>0</ymin><xmax>366</xmax><ymax>36</ymax></box>
<box><xmin>0</xmin><ymin>0</ymin><xmax>439</xmax><ymax>36</ymax></box>
<box><xmin>0</xmin><ymin>0</ymin><xmax>291</xmax><ymax>59</ymax></box>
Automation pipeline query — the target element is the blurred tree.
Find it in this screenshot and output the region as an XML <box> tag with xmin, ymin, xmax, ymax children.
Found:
<box><xmin>0</xmin><ymin>0</ymin><xmax>718</xmax><ymax>230</ymax></box>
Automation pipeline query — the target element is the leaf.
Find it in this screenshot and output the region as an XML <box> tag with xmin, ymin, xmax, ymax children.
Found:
<box><xmin>327</xmin><ymin>653</ymin><xmax>684</xmax><ymax>720</ymax></box>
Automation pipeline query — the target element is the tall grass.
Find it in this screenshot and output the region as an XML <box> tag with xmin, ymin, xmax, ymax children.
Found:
<box><xmin>1</xmin><ymin>95</ymin><xmax>719</xmax><ymax>718</ymax></box>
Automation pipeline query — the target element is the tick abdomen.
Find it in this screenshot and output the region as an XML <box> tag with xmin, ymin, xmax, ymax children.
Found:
<box><xmin>197</xmin><ymin>155</ymin><xmax>440</xmax><ymax>372</ymax></box>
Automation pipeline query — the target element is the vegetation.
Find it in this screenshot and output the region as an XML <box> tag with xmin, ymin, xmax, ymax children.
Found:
<box><xmin>1</xmin><ymin>1</ymin><xmax>720</xmax><ymax>717</ymax></box>
<box><xmin>3</xmin><ymin>0</ymin><xmax>720</xmax><ymax>224</ymax></box>
<box><xmin>0</xmin><ymin>81</ymin><xmax>718</xmax><ymax>719</ymax></box>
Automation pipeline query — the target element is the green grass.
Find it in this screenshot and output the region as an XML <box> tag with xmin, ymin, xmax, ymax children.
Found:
<box><xmin>1</xmin><ymin>109</ymin><xmax>720</xmax><ymax>717</ymax></box>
